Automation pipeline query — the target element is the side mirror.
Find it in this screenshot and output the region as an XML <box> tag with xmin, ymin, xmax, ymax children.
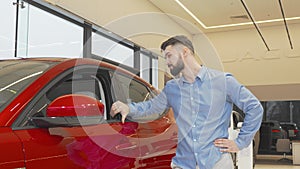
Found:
<box><xmin>47</xmin><ymin>94</ymin><xmax>104</xmax><ymax>117</ymax></box>
<box><xmin>31</xmin><ymin>94</ymin><xmax>105</xmax><ymax>128</ymax></box>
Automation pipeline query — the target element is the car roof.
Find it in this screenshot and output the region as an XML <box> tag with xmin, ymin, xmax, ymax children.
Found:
<box><xmin>5</xmin><ymin>57</ymin><xmax>146</xmax><ymax>84</ymax></box>
<box><xmin>1</xmin><ymin>57</ymin><xmax>154</xmax><ymax>87</ymax></box>
<box><xmin>23</xmin><ymin>57</ymin><xmax>139</xmax><ymax>73</ymax></box>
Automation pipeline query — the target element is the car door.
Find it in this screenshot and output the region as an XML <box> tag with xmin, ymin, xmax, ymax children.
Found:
<box><xmin>0</xmin><ymin>128</ymin><xmax>25</xmax><ymax>169</ymax></box>
<box><xmin>110</xmin><ymin>72</ymin><xmax>177</xmax><ymax>168</ymax></box>
<box><xmin>12</xmin><ymin>66</ymin><xmax>141</xmax><ymax>169</ymax></box>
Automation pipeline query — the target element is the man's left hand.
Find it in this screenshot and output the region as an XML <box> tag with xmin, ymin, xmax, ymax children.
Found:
<box><xmin>214</xmin><ymin>139</ymin><xmax>239</xmax><ymax>153</ymax></box>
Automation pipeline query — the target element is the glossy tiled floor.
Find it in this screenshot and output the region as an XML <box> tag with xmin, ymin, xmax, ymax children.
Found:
<box><xmin>255</xmin><ymin>164</ymin><xmax>300</xmax><ymax>169</ymax></box>
<box><xmin>254</xmin><ymin>155</ymin><xmax>300</xmax><ymax>169</ymax></box>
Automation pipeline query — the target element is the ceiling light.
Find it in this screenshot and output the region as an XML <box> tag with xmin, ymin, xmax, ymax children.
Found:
<box><xmin>174</xmin><ymin>0</ymin><xmax>206</xmax><ymax>28</ymax></box>
<box><xmin>175</xmin><ymin>0</ymin><xmax>300</xmax><ymax>29</ymax></box>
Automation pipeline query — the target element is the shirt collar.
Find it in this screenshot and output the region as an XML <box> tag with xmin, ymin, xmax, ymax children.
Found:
<box><xmin>178</xmin><ymin>65</ymin><xmax>207</xmax><ymax>86</ymax></box>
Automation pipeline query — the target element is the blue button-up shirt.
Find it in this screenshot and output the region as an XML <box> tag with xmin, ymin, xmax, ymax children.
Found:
<box><xmin>129</xmin><ymin>66</ymin><xmax>263</xmax><ymax>169</ymax></box>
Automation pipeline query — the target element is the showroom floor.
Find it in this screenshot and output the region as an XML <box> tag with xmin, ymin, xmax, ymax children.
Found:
<box><xmin>254</xmin><ymin>155</ymin><xmax>300</xmax><ymax>169</ymax></box>
<box><xmin>255</xmin><ymin>164</ymin><xmax>300</xmax><ymax>169</ymax></box>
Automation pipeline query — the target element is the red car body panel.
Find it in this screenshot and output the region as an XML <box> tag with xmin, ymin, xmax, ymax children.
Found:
<box><xmin>0</xmin><ymin>58</ymin><xmax>177</xmax><ymax>169</ymax></box>
<box><xmin>0</xmin><ymin>128</ymin><xmax>24</xmax><ymax>168</ymax></box>
<box><xmin>14</xmin><ymin>129</ymin><xmax>75</xmax><ymax>169</ymax></box>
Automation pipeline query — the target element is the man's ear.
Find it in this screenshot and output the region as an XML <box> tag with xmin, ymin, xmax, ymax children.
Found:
<box><xmin>182</xmin><ymin>47</ymin><xmax>189</xmax><ymax>58</ymax></box>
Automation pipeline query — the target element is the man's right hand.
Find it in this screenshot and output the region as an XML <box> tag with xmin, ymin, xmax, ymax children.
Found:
<box><xmin>110</xmin><ymin>101</ymin><xmax>130</xmax><ymax>123</ymax></box>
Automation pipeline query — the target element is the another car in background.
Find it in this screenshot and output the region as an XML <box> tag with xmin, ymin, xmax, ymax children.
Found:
<box><xmin>259</xmin><ymin>120</ymin><xmax>286</xmax><ymax>152</ymax></box>
<box><xmin>280</xmin><ymin>122</ymin><xmax>300</xmax><ymax>140</ymax></box>
<box><xmin>266</xmin><ymin>120</ymin><xmax>286</xmax><ymax>143</ymax></box>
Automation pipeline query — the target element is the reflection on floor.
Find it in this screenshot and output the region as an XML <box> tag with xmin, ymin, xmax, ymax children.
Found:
<box><xmin>255</xmin><ymin>155</ymin><xmax>300</xmax><ymax>169</ymax></box>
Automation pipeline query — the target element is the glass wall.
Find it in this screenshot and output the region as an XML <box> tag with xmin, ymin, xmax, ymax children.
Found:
<box><xmin>1</xmin><ymin>0</ymin><xmax>159</xmax><ymax>86</ymax></box>
<box><xmin>265</xmin><ymin>101</ymin><xmax>300</xmax><ymax>129</ymax></box>
<box><xmin>256</xmin><ymin>100</ymin><xmax>300</xmax><ymax>155</ymax></box>
<box><xmin>92</xmin><ymin>32</ymin><xmax>134</xmax><ymax>67</ymax></box>
<box><xmin>17</xmin><ymin>2</ymin><xmax>83</xmax><ymax>58</ymax></box>
<box><xmin>0</xmin><ymin>0</ymin><xmax>16</xmax><ymax>59</ymax></box>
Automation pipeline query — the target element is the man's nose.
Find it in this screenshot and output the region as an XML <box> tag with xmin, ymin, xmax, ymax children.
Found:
<box><xmin>166</xmin><ymin>62</ymin><xmax>172</xmax><ymax>68</ymax></box>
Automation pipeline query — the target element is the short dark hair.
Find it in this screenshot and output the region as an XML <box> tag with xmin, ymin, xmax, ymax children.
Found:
<box><xmin>160</xmin><ymin>35</ymin><xmax>194</xmax><ymax>54</ymax></box>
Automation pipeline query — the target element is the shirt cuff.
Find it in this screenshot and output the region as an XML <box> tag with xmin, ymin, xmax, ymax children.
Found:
<box><xmin>128</xmin><ymin>103</ymin><xmax>138</xmax><ymax>117</ymax></box>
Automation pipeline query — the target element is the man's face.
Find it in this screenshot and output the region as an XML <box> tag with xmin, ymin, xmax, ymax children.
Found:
<box><xmin>162</xmin><ymin>45</ymin><xmax>184</xmax><ymax>76</ymax></box>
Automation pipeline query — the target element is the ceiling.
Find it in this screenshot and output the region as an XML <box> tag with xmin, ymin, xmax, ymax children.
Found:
<box><xmin>149</xmin><ymin>0</ymin><xmax>300</xmax><ymax>34</ymax></box>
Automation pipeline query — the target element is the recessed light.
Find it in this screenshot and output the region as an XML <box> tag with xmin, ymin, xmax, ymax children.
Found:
<box><xmin>175</xmin><ymin>0</ymin><xmax>300</xmax><ymax>29</ymax></box>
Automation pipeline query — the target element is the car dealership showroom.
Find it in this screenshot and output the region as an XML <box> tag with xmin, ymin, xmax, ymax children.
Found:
<box><xmin>1</xmin><ymin>0</ymin><xmax>300</xmax><ymax>169</ymax></box>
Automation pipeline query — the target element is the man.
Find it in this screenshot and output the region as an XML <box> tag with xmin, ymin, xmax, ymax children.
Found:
<box><xmin>110</xmin><ymin>35</ymin><xmax>263</xmax><ymax>169</ymax></box>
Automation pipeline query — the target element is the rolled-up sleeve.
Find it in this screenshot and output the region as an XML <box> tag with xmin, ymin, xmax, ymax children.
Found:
<box><xmin>226</xmin><ymin>74</ymin><xmax>264</xmax><ymax>150</ymax></box>
<box><xmin>128</xmin><ymin>87</ymin><xmax>169</xmax><ymax>118</ymax></box>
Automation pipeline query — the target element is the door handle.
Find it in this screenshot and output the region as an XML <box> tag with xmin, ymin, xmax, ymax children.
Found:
<box><xmin>115</xmin><ymin>142</ymin><xmax>137</xmax><ymax>151</ymax></box>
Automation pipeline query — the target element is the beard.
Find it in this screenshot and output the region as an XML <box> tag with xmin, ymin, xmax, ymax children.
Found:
<box><xmin>170</xmin><ymin>57</ymin><xmax>184</xmax><ymax>76</ymax></box>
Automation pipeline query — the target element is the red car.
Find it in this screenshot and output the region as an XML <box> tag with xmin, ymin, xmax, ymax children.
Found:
<box><xmin>0</xmin><ymin>58</ymin><xmax>177</xmax><ymax>169</ymax></box>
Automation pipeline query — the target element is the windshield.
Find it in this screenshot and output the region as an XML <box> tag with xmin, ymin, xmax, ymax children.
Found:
<box><xmin>0</xmin><ymin>59</ymin><xmax>57</xmax><ymax>110</ymax></box>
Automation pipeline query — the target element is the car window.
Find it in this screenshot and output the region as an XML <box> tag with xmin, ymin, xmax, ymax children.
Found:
<box><xmin>110</xmin><ymin>73</ymin><xmax>152</xmax><ymax>103</ymax></box>
<box><xmin>46</xmin><ymin>75</ymin><xmax>101</xmax><ymax>101</ymax></box>
<box><xmin>0</xmin><ymin>60</ymin><xmax>56</xmax><ymax>111</ymax></box>
<box><xmin>15</xmin><ymin>67</ymin><xmax>108</xmax><ymax>128</ymax></box>
<box><xmin>110</xmin><ymin>72</ymin><xmax>166</xmax><ymax>122</ymax></box>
